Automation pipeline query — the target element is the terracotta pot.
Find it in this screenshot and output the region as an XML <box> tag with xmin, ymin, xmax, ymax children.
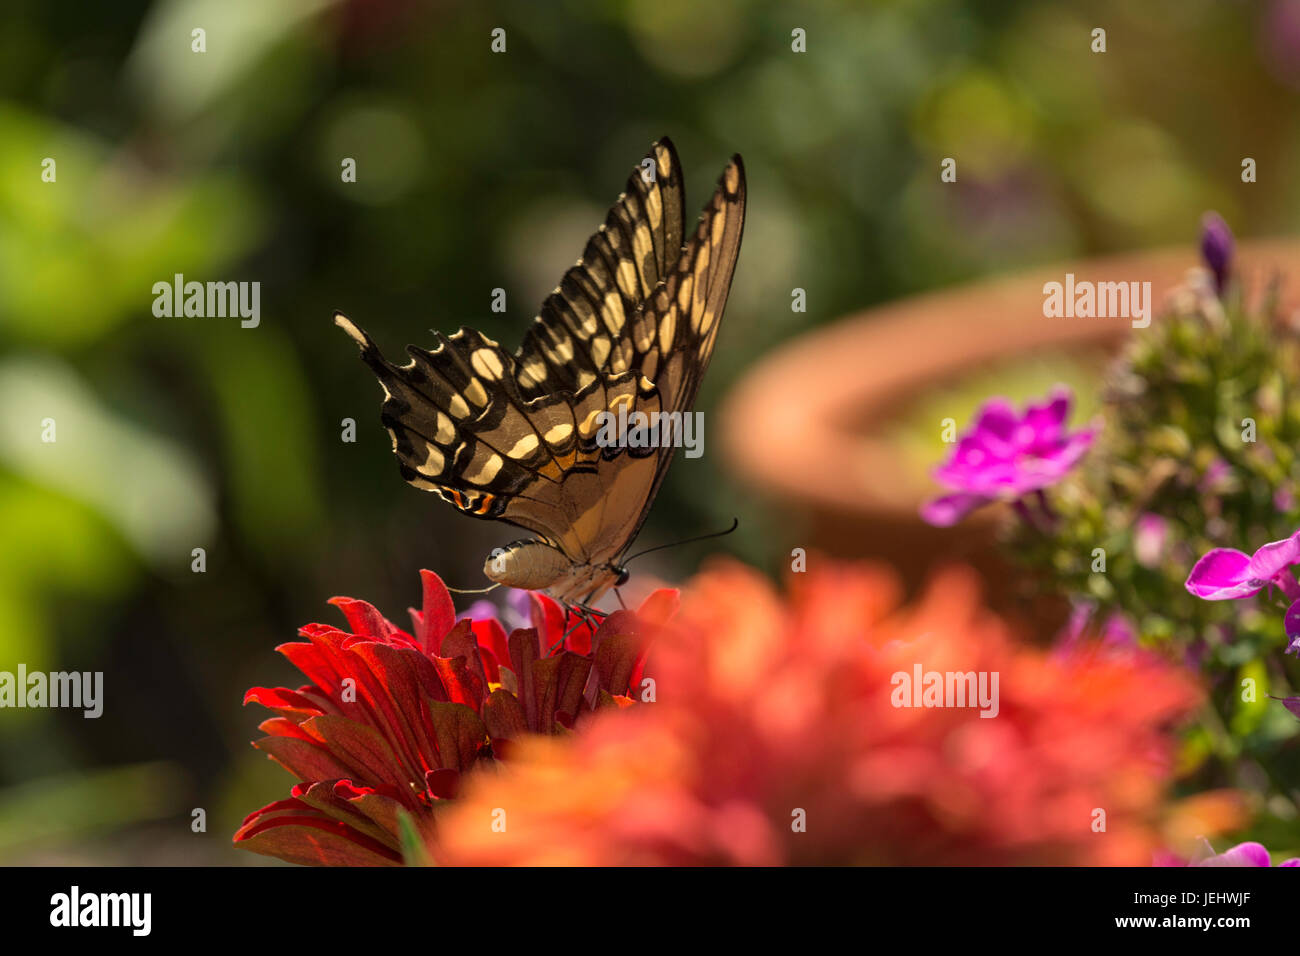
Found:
<box><xmin>719</xmin><ymin>239</ymin><xmax>1300</xmax><ymax>619</ymax></box>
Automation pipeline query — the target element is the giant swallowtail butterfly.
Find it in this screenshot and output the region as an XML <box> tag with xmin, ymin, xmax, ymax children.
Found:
<box><xmin>336</xmin><ymin>138</ymin><xmax>746</xmax><ymax>607</ymax></box>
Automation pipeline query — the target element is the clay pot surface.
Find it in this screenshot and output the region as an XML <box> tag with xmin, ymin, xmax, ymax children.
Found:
<box><xmin>720</xmin><ymin>239</ymin><xmax>1300</xmax><ymax>611</ymax></box>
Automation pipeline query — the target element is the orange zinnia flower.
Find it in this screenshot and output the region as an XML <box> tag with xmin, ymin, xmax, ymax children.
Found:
<box><xmin>434</xmin><ymin>559</ymin><xmax>1201</xmax><ymax>865</ymax></box>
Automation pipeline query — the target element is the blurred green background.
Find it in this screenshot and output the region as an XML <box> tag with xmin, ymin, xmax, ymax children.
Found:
<box><xmin>1</xmin><ymin>0</ymin><xmax>1297</xmax><ymax>863</ymax></box>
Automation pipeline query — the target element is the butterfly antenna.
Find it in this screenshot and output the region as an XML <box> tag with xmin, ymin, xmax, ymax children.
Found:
<box><xmin>445</xmin><ymin>583</ymin><xmax>502</xmax><ymax>595</ymax></box>
<box><xmin>623</xmin><ymin>517</ymin><xmax>740</xmax><ymax>564</ymax></box>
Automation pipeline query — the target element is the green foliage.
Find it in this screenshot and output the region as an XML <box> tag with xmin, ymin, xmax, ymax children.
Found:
<box><xmin>1009</xmin><ymin>270</ymin><xmax>1300</xmax><ymax>816</ymax></box>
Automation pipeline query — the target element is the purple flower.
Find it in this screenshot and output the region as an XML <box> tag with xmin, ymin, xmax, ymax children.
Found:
<box><xmin>921</xmin><ymin>387</ymin><xmax>1097</xmax><ymax>527</ymax></box>
<box><xmin>457</xmin><ymin>591</ymin><xmax>532</xmax><ymax>633</ymax></box>
<box><xmin>1286</xmin><ymin>605</ymin><xmax>1300</xmax><ymax>658</ymax></box>
<box><xmin>1200</xmin><ymin>212</ymin><xmax>1234</xmax><ymax>296</ymax></box>
<box><xmin>1194</xmin><ymin>841</ymin><xmax>1300</xmax><ymax>867</ymax></box>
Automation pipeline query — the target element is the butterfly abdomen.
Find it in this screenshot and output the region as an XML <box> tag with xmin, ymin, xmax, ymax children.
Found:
<box><xmin>483</xmin><ymin>539</ymin><xmax>571</xmax><ymax>591</ymax></box>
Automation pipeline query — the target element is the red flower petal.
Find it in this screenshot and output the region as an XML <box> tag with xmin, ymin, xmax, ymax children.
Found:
<box><xmin>482</xmin><ymin>688</ymin><xmax>528</xmax><ymax>741</ymax></box>
<box><xmin>243</xmin><ymin>685</ymin><xmax>323</xmax><ymax>718</ymax></box>
<box><xmin>528</xmin><ymin>592</ymin><xmax>567</xmax><ymax>650</ymax></box>
<box><xmin>471</xmin><ymin>618</ymin><xmax>510</xmax><ymax>682</ymax></box>
<box><xmin>426</xmin><ymin>768</ymin><xmax>460</xmax><ymax>799</ymax></box>
<box><xmin>593</xmin><ymin>633</ymin><xmax>645</xmax><ymax>698</ymax></box>
<box><xmin>328</xmin><ymin>596</ymin><xmax>404</xmax><ymax>641</ymax></box>
<box><xmin>439</xmin><ymin>619</ymin><xmax>490</xmax><ymax>694</ymax></box>
<box><xmin>251</xmin><ymin>734</ymin><xmax>359</xmax><ymax>783</ymax></box>
<box><xmin>302</xmin><ymin>715</ymin><xmax>413</xmax><ymax>795</ymax></box>
<box><xmin>417</xmin><ymin>569</ymin><xmax>456</xmax><ymax>651</ymax></box>
<box><xmin>636</xmin><ymin>588</ymin><xmax>680</xmax><ymax>626</ymax></box>
<box><xmin>235</xmin><ymin>801</ymin><xmax>402</xmax><ymax>866</ymax></box>
<box><xmin>427</xmin><ymin>700</ymin><xmax>489</xmax><ymax>772</ymax></box>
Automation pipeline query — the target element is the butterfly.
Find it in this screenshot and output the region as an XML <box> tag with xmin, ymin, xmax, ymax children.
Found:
<box><xmin>335</xmin><ymin>137</ymin><xmax>746</xmax><ymax>608</ymax></box>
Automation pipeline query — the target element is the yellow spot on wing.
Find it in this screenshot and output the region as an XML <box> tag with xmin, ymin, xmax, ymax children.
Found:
<box><xmin>464</xmin><ymin>453</ymin><xmax>503</xmax><ymax>485</ymax></box>
<box><xmin>544</xmin><ymin>422</ymin><xmax>573</xmax><ymax>445</ymax></box>
<box><xmin>471</xmin><ymin>349</ymin><xmax>504</xmax><ymax>380</ymax></box>
<box><xmin>507</xmin><ymin>433</ymin><xmax>539</xmax><ymax>459</ymax></box>
<box><xmin>464</xmin><ymin>379</ymin><xmax>488</xmax><ymax>407</ymax></box>
<box><xmin>435</xmin><ymin>410</ymin><xmax>455</xmax><ymax>443</ymax></box>
<box><xmin>616</xmin><ymin>260</ymin><xmax>638</xmax><ymax>298</ymax></box>
<box><xmin>645</xmin><ymin>188</ymin><xmax>662</xmax><ymax>231</ymax></box>
<box><xmin>521</xmin><ymin>358</ymin><xmax>547</xmax><ymax>383</ymax></box>
<box><xmin>658</xmin><ymin>310</ymin><xmax>676</xmax><ymax>353</ymax></box>
<box><xmin>422</xmin><ymin>444</ymin><xmax>445</xmax><ymax>475</ymax></box>
<box><xmin>677</xmin><ymin>275</ymin><xmax>693</xmax><ymax>316</ymax></box>
<box><xmin>579</xmin><ymin>407</ymin><xmax>604</xmax><ymax>438</ymax></box>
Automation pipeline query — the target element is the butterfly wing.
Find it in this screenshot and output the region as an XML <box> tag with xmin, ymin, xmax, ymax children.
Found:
<box><xmin>336</xmin><ymin>140</ymin><xmax>745</xmax><ymax>591</ymax></box>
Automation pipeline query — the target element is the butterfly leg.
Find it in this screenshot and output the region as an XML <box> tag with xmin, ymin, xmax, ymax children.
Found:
<box><xmin>548</xmin><ymin>602</ymin><xmax>601</xmax><ymax>655</ymax></box>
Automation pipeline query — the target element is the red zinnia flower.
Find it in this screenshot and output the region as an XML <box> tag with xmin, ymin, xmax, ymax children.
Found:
<box><xmin>234</xmin><ymin>570</ymin><xmax>676</xmax><ymax>866</ymax></box>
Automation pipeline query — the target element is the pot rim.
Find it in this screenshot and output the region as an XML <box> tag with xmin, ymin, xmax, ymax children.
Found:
<box><xmin>719</xmin><ymin>238</ymin><xmax>1300</xmax><ymax>519</ymax></box>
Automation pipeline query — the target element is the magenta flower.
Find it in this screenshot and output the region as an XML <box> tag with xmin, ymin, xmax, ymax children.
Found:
<box><xmin>1194</xmin><ymin>841</ymin><xmax>1299</xmax><ymax>867</ymax></box>
<box><xmin>921</xmin><ymin>387</ymin><xmax>1097</xmax><ymax>527</ymax></box>
<box><xmin>1186</xmin><ymin>529</ymin><xmax>1300</xmax><ymax>658</ymax></box>
<box><xmin>1184</xmin><ymin>530</ymin><xmax>1300</xmax><ymax>601</ymax></box>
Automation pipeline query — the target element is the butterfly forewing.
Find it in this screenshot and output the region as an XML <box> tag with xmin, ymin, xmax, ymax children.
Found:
<box><xmin>514</xmin><ymin>139</ymin><xmax>685</xmax><ymax>400</ymax></box>
<box><xmin>557</xmin><ymin>153</ymin><xmax>747</xmax><ymax>563</ymax></box>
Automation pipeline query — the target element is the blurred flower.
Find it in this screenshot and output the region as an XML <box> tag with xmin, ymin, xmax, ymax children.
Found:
<box><xmin>1135</xmin><ymin>513</ymin><xmax>1169</xmax><ymax>568</ymax></box>
<box><xmin>1198</xmin><ymin>457</ymin><xmax>1235</xmax><ymax>496</ymax></box>
<box><xmin>434</xmin><ymin>559</ymin><xmax>1200</xmax><ymax>866</ymax></box>
<box><xmin>1261</xmin><ymin>0</ymin><xmax>1300</xmax><ymax>90</ymax></box>
<box><xmin>1272</xmin><ymin>694</ymin><xmax>1300</xmax><ymax>717</ymax></box>
<box><xmin>921</xmin><ymin>387</ymin><xmax>1096</xmax><ymax>527</ymax></box>
<box><xmin>1184</xmin><ymin>529</ymin><xmax>1300</xmax><ymax>601</ymax></box>
<box><xmin>235</xmin><ymin>570</ymin><xmax>676</xmax><ymax>865</ymax></box>
<box><xmin>1055</xmin><ymin>603</ymin><xmax>1139</xmax><ymax>657</ymax></box>
<box><xmin>1200</xmin><ymin>212</ymin><xmax>1234</xmax><ymax>296</ymax></box>
<box><xmin>1193</xmin><ymin>840</ymin><xmax>1299</xmax><ymax>867</ymax></box>
<box><xmin>1156</xmin><ymin>789</ymin><xmax>1250</xmax><ymax>863</ymax></box>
